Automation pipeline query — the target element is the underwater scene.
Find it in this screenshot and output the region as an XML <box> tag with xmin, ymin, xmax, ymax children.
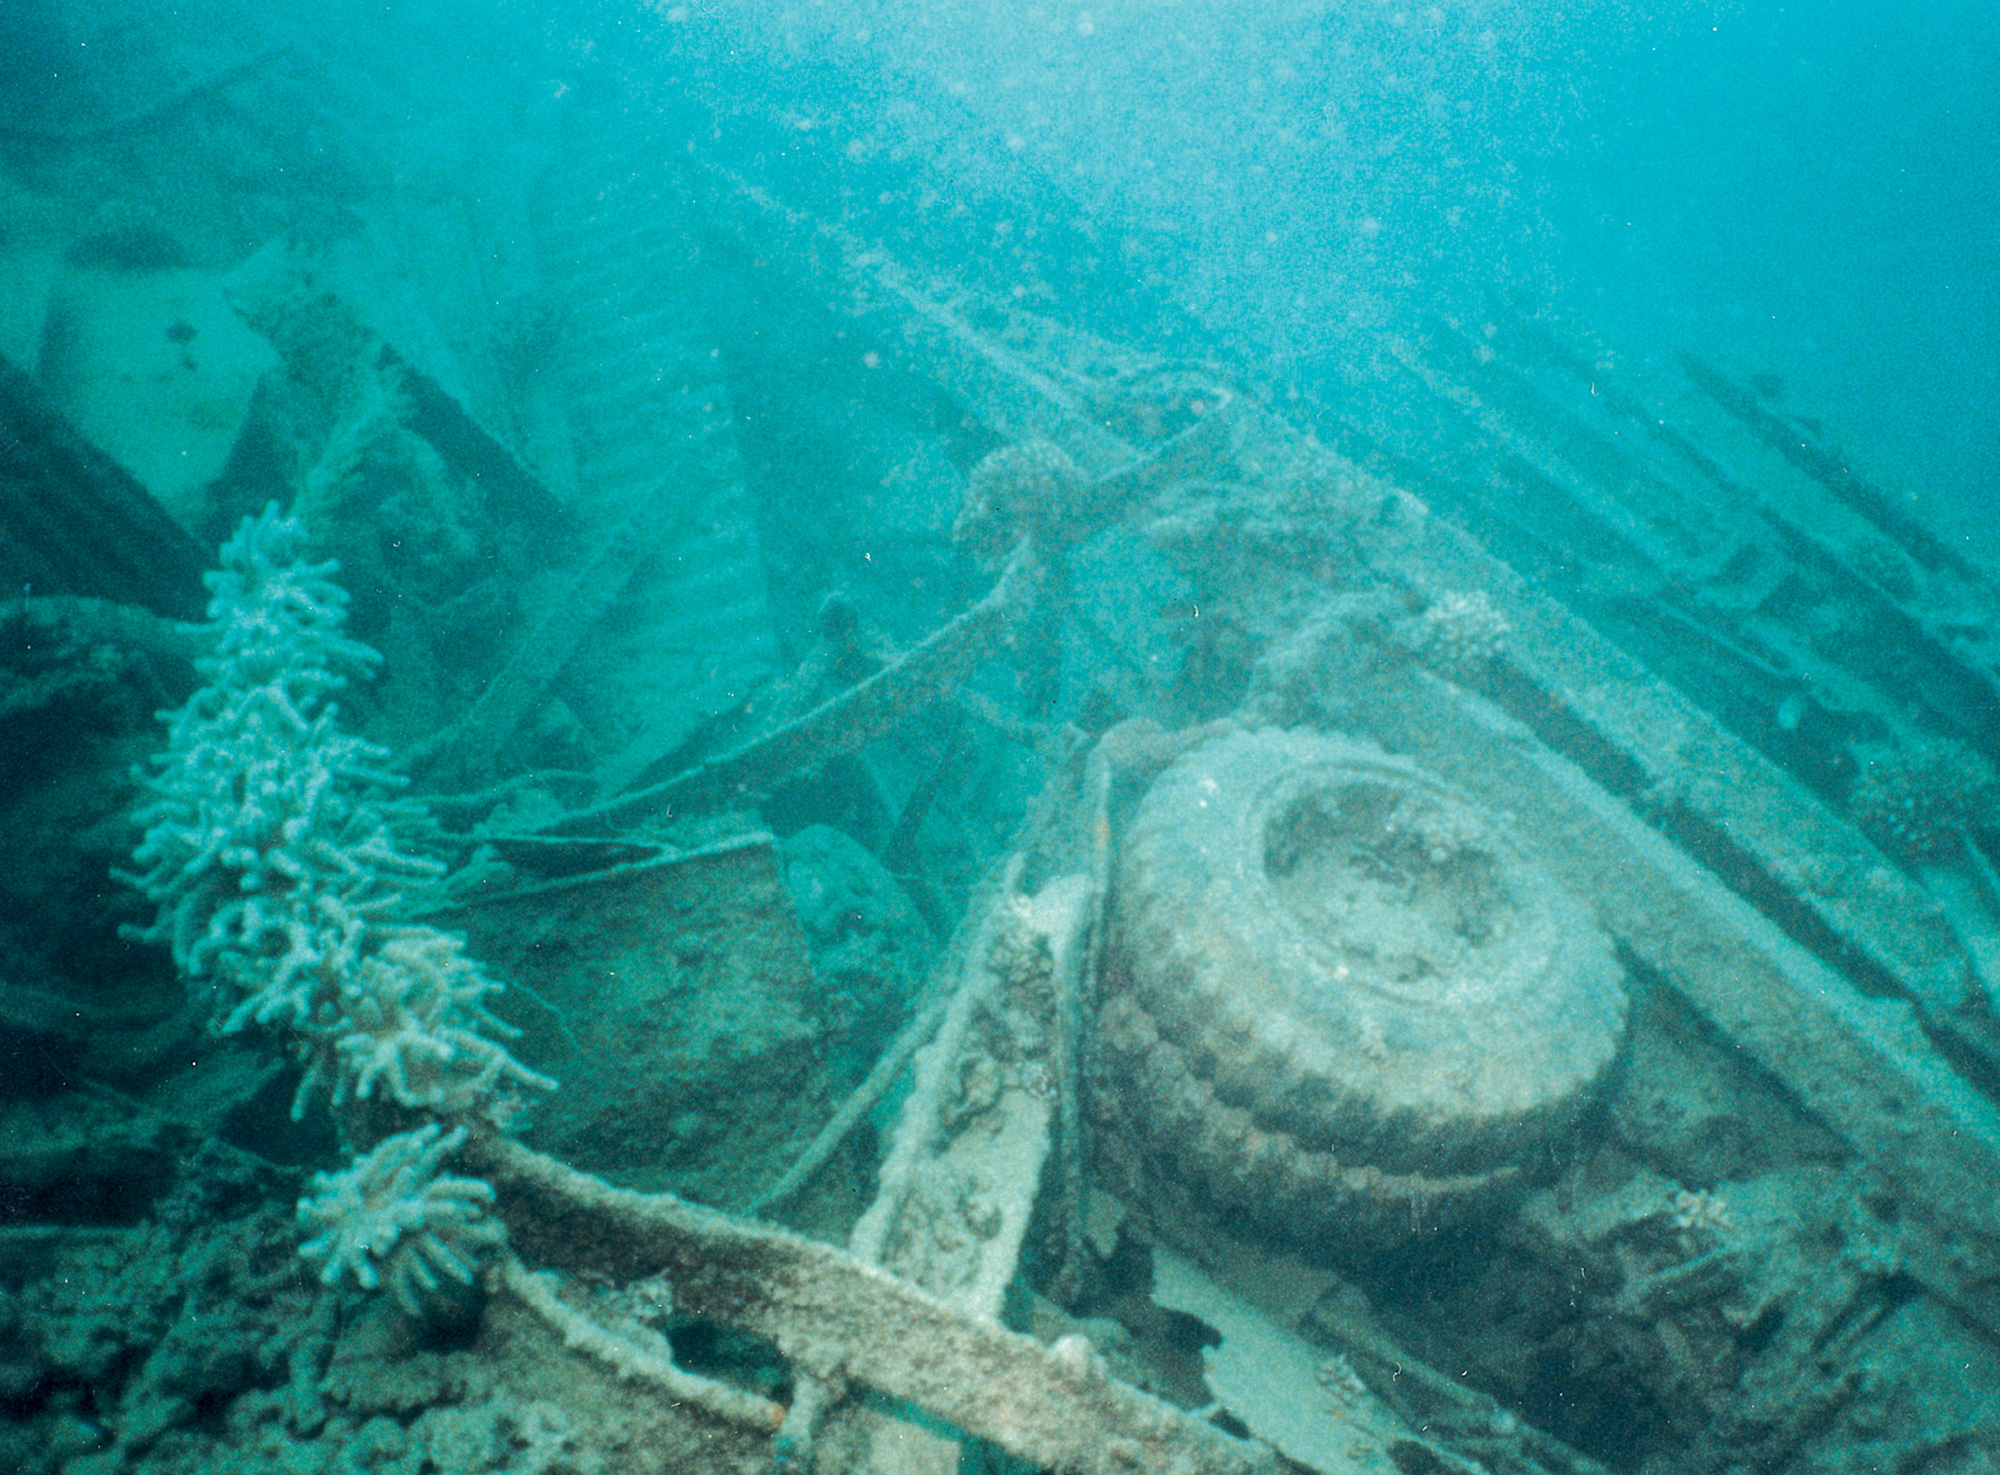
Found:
<box><xmin>3</xmin><ymin>1</ymin><xmax>1998</xmax><ymax>1471</ymax></box>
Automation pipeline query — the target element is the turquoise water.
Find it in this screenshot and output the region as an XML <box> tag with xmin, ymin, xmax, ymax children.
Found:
<box><xmin>1535</xmin><ymin>3</ymin><xmax>1999</xmax><ymax>552</ymax></box>
<box><xmin>617</xmin><ymin>0</ymin><xmax>1998</xmax><ymax>545</ymax></box>
<box><xmin>18</xmin><ymin>0</ymin><xmax>1984</xmax><ymax>514</ymax></box>
<box><xmin>5</xmin><ymin>2</ymin><xmax>1999</xmax><ymax>1470</ymax></box>
<box><xmin>626</xmin><ymin>0</ymin><xmax>1997</xmax><ymax>518</ymax></box>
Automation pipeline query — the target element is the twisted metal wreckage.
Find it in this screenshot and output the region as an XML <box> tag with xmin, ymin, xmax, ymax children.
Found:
<box><xmin>400</xmin><ymin>157</ymin><xmax>2000</xmax><ymax>1475</ymax></box>
<box><xmin>6</xmin><ymin>47</ymin><xmax>2000</xmax><ymax>1475</ymax></box>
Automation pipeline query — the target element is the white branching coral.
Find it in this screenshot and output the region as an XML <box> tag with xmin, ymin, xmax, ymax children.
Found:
<box><xmin>308</xmin><ymin>924</ymin><xmax>553</xmax><ymax>1125</ymax></box>
<box><xmin>1411</xmin><ymin>589</ymin><xmax>1512</xmax><ymax>676</ymax></box>
<box><xmin>124</xmin><ymin>505</ymin><xmax>555</xmax><ymax>1312</ymax></box>
<box><xmin>126</xmin><ymin>504</ymin><xmax>428</xmax><ymax>978</ymax></box>
<box><xmin>298</xmin><ymin>1124</ymin><xmax>506</xmax><ymax>1314</ymax></box>
<box><xmin>124</xmin><ymin>504</ymin><xmax>553</xmax><ymax>1127</ymax></box>
<box><xmin>1848</xmin><ymin>738</ymin><xmax>1999</xmax><ymax>862</ymax></box>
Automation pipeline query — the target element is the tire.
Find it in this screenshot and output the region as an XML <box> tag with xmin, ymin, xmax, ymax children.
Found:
<box><xmin>1108</xmin><ymin>727</ymin><xmax>1627</xmax><ymax>1195</ymax></box>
